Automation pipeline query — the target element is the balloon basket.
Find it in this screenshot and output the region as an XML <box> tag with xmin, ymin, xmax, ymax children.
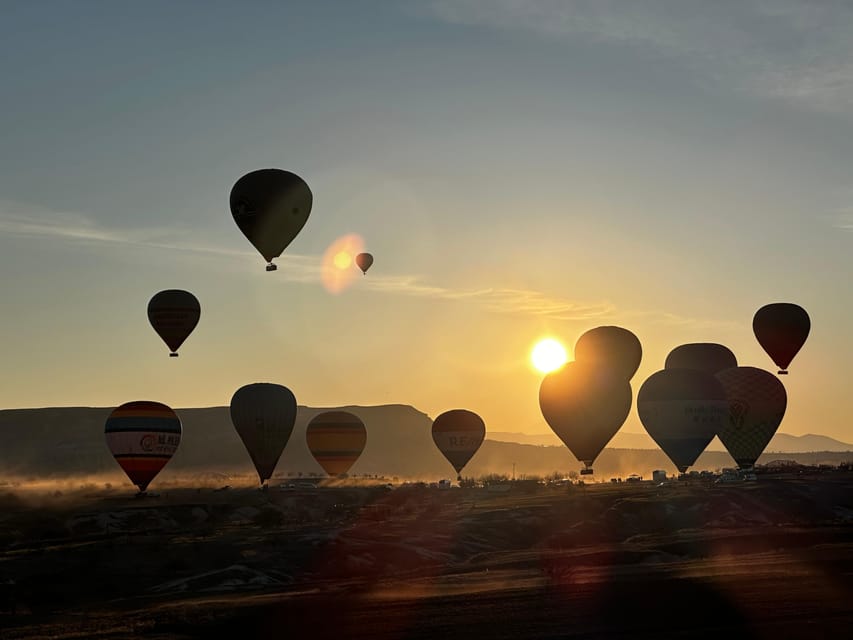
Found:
<box><xmin>266</xmin><ymin>263</ymin><xmax>277</xmax><ymax>272</ymax></box>
<box><xmin>778</xmin><ymin>370</ymin><xmax>788</xmax><ymax>375</ymax></box>
<box><xmin>169</xmin><ymin>352</ymin><xmax>179</xmax><ymax>358</ymax></box>
<box><xmin>580</xmin><ymin>468</ymin><xmax>594</xmax><ymax>476</ymax></box>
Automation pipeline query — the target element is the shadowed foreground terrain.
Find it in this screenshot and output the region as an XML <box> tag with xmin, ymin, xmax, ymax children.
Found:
<box><xmin>1</xmin><ymin>474</ymin><xmax>851</xmax><ymax>639</ymax></box>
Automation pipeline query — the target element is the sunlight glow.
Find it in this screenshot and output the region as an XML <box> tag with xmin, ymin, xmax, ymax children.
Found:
<box><xmin>531</xmin><ymin>338</ymin><xmax>568</xmax><ymax>374</ymax></box>
<box><xmin>334</xmin><ymin>251</ymin><xmax>353</xmax><ymax>269</ymax></box>
<box><xmin>321</xmin><ymin>233</ymin><xmax>364</xmax><ymax>294</ymax></box>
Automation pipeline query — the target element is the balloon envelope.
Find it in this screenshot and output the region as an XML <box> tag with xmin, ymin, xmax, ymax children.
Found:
<box><xmin>306</xmin><ymin>411</ymin><xmax>367</xmax><ymax>476</ymax></box>
<box><xmin>147</xmin><ymin>289</ymin><xmax>200</xmax><ymax>356</ymax></box>
<box><xmin>229</xmin><ymin>383</ymin><xmax>297</xmax><ymax>484</ymax></box>
<box><xmin>665</xmin><ymin>343</ymin><xmax>737</xmax><ymax>376</ymax></box>
<box><xmin>432</xmin><ymin>409</ymin><xmax>485</xmax><ymax>477</ymax></box>
<box><xmin>355</xmin><ymin>252</ymin><xmax>374</xmax><ymax>274</ymax></box>
<box><xmin>105</xmin><ymin>401</ymin><xmax>181</xmax><ymax>492</ymax></box>
<box><xmin>753</xmin><ymin>303</ymin><xmax>810</xmax><ymax>374</ymax></box>
<box><xmin>716</xmin><ymin>366</ymin><xmax>787</xmax><ymax>469</ymax></box>
<box><xmin>574</xmin><ymin>326</ymin><xmax>642</xmax><ymax>380</ymax></box>
<box><xmin>539</xmin><ymin>360</ymin><xmax>632</xmax><ymax>469</ymax></box>
<box><xmin>637</xmin><ymin>369</ymin><xmax>728</xmax><ymax>473</ymax></box>
<box><xmin>230</xmin><ymin>169</ymin><xmax>313</xmax><ymax>270</ymax></box>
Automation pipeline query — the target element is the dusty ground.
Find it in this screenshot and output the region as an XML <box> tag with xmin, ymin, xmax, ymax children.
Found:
<box><xmin>0</xmin><ymin>473</ymin><xmax>851</xmax><ymax>639</ymax></box>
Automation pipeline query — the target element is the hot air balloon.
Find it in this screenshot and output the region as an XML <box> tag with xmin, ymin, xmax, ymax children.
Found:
<box><xmin>230</xmin><ymin>383</ymin><xmax>297</xmax><ymax>485</ymax></box>
<box><xmin>574</xmin><ymin>326</ymin><xmax>642</xmax><ymax>381</ymax></box>
<box><xmin>432</xmin><ymin>409</ymin><xmax>485</xmax><ymax>481</ymax></box>
<box><xmin>637</xmin><ymin>369</ymin><xmax>728</xmax><ymax>474</ymax></box>
<box><xmin>306</xmin><ymin>411</ymin><xmax>367</xmax><ymax>477</ymax></box>
<box><xmin>147</xmin><ymin>289</ymin><xmax>200</xmax><ymax>357</ymax></box>
<box><xmin>104</xmin><ymin>401</ymin><xmax>181</xmax><ymax>494</ymax></box>
<box><xmin>753</xmin><ymin>303</ymin><xmax>810</xmax><ymax>374</ymax></box>
<box><xmin>230</xmin><ymin>169</ymin><xmax>313</xmax><ymax>271</ymax></box>
<box><xmin>716</xmin><ymin>366</ymin><xmax>787</xmax><ymax>470</ymax></box>
<box><xmin>355</xmin><ymin>252</ymin><xmax>374</xmax><ymax>275</ymax></box>
<box><xmin>539</xmin><ymin>361</ymin><xmax>632</xmax><ymax>475</ymax></box>
<box><xmin>665</xmin><ymin>343</ymin><xmax>737</xmax><ymax>376</ymax></box>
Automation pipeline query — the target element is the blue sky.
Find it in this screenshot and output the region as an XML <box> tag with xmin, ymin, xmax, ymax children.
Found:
<box><xmin>0</xmin><ymin>1</ymin><xmax>851</xmax><ymax>442</ymax></box>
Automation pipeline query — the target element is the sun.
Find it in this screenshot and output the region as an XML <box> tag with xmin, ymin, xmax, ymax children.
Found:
<box><xmin>531</xmin><ymin>338</ymin><xmax>568</xmax><ymax>374</ymax></box>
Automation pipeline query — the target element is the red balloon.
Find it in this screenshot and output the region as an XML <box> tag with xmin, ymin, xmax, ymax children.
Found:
<box><xmin>753</xmin><ymin>303</ymin><xmax>810</xmax><ymax>374</ymax></box>
<box><xmin>355</xmin><ymin>253</ymin><xmax>374</xmax><ymax>274</ymax></box>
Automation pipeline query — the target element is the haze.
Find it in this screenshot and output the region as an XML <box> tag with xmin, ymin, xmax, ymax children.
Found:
<box><xmin>0</xmin><ymin>1</ymin><xmax>851</xmax><ymax>443</ymax></box>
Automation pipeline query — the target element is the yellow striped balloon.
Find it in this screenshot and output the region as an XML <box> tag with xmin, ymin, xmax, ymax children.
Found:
<box><xmin>306</xmin><ymin>411</ymin><xmax>367</xmax><ymax>477</ymax></box>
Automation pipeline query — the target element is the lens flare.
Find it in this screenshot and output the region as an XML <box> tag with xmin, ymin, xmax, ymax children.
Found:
<box><xmin>334</xmin><ymin>251</ymin><xmax>353</xmax><ymax>269</ymax></box>
<box><xmin>321</xmin><ymin>233</ymin><xmax>364</xmax><ymax>294</ymax></box>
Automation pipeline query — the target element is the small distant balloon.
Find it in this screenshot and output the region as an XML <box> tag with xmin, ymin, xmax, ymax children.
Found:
<box><xmin>574</xmin><ymin>326</ymin><xmax>642</xmax><ymax>381</ymax></box>
<box><xmin>637</xmin><ymin>369</ymin><xmax>728</xmax><ymax>474</ymax></box>
<box><xmin>147</xmin><ymin>289</ymin><xmax>200</xmax><ymax>357</ymax></box>
<box><xmin>355</xmin><ymin>252</ymin><xmax>374</xmax><ymax>274</ymax></box>
<box><xmin>753</xmin><ymin>303</ymin><xmax>810</xmax><ymax>374</ymax></box>
<box><xmin>716</xmin><ymin>366</ymin><xmax>787</xmax><ymax>470</ymax></box>
<box><xmin>229</xmin><ymin>383</ymin><xmax>298</xmax><ymax>485</ymax></box>
<box><xmin>229</xmin><ymin>169</ymin><xmax>313</xmax><ymax>272</ymax></box>
<box><xmin>105</xmin><ymin>401</ymin><xmax>181</xmax><ymax>493</ymax></box>
<box><xmin>306</xmin><ymin>411</ymin><xmax>367</xmax><ymax>477</ymax></box>
<box><xmin>432</xmin><ymin>409</ymin><xmax>485</xmax><ymax>480</ymax></box>
<box><xmin>539</xmin><ymin>360</ymin><xmax>632</xmax><ymax>473</ymax></box>
<box><xmin>665</xmin><ymin>343</ymin><xmax>737</xmax><ymax>376</ymax></box>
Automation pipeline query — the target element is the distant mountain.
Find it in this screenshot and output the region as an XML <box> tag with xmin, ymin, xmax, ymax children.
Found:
<box><xmin>0</xmin><ymin>404</ymin><xmax>447</xmax><ymax>481</ymax></box>
<box><xmin>488</xmin><ymin>431</ymin><xmax>853</xmax><ymax>454</ymax></box>
<box><xmin>1</xmin><ymin>405</ymin><xmax>851</xmax><ymax>484</ymax></box>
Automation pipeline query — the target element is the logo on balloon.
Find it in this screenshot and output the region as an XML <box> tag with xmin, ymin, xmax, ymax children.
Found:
<box><xmin>730</xmin><ymin>400</ymin><xmax>750</xmax><ymax>430</ymax></box>
<box><xmin>140</xmin><ymin>434</ymin><xmax>156</xmax><ymax>452</ymax></box>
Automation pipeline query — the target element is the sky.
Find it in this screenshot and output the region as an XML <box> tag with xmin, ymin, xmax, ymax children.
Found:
<box><xmin>0</xmin><ymin>1</ymin><xmax>851</xmax><ymax>442</ymax></box>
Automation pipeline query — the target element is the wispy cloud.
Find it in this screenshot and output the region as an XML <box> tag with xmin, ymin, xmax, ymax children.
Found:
<box><xmin>0</xmin><ymin>207</ymin><xmax>725</xmax><ymax>328</ymax></box>
<box><xmin>834</xmin><ymin>210</ymin><xmax>853</xmax><ymax>231</ymax></box>
<box><xmin>421</xmin><ymin>0</ymin><xmax>853</xmax><ymax>112</ymax></box>
<box><xmin>0</xmin><ymin>205</ymin><xmax>257</xmax><ymax>258</ymax></box>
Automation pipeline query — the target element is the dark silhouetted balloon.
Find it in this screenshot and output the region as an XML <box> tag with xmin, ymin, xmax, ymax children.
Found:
<box><xmin>147</xmin><ymin>289</ymin><xmax>200</xmax><ymax>357</ymax></box>
<box><xmin>230</xmin><ymin>383</ymin><xmax>297</xmax><ymax>484</ymax></box>
<box><xmin>432</xmin><ymin>409</ymin><xmax>485</xmax><ymax>480</ymax></box>
<box><xmin>306</xmin><ymin>411</ymin><xmax>367</xmax><ymax>477</ymax></box>
<box><xmin>105</xmin><ymin>401</ymin><xmax>181</xmax><ymax>493</ymax></box>
<box><xmin>355</xmin><ymin>252</ymin><xmax>373</xmax><ymax>274</ymax></box>
<box><xmin>716</xmin><ymin>366</ymin><xmax>787</xmax><ymax>469</ymax></box>
<box><xmin>665</xmin><ymin>343</ymin><xmax>737</xmax><ymax>376</ymax></box>
<box><xmin>637</xmin><ymin>369</ymin><xmax>728</xmax><ymax>474</ymax></box>
<box><xmin>753</xmin><ymin>303</ymin><xmax>810</xmax><ymax>374</ymax></box>
<box><xmin>230</xmin><ymin>169</ymin><xmax>313</xmax><ymax>271</ymax></box>
<box><xmin>539</xmin><ymin>360</ymin><xmax>632</xmax><ymax>471</ymax></box>
<box><xmin>574</xmin><ymin>326</ymin><xmax>642</xmax><ymax>380</ymax></box>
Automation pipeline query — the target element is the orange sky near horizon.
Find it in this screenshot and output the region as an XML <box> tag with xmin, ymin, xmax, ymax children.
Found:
<box><xmin>0</xmin><ymin>2</ymin><xmax>850</xmax><ymax>446</ymax></box>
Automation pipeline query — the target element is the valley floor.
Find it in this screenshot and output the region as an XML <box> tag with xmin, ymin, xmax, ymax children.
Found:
<box><xmin>1</xmin><ymin>473</ymin><xmax>851</xmax><ymax>639</ymax></box>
